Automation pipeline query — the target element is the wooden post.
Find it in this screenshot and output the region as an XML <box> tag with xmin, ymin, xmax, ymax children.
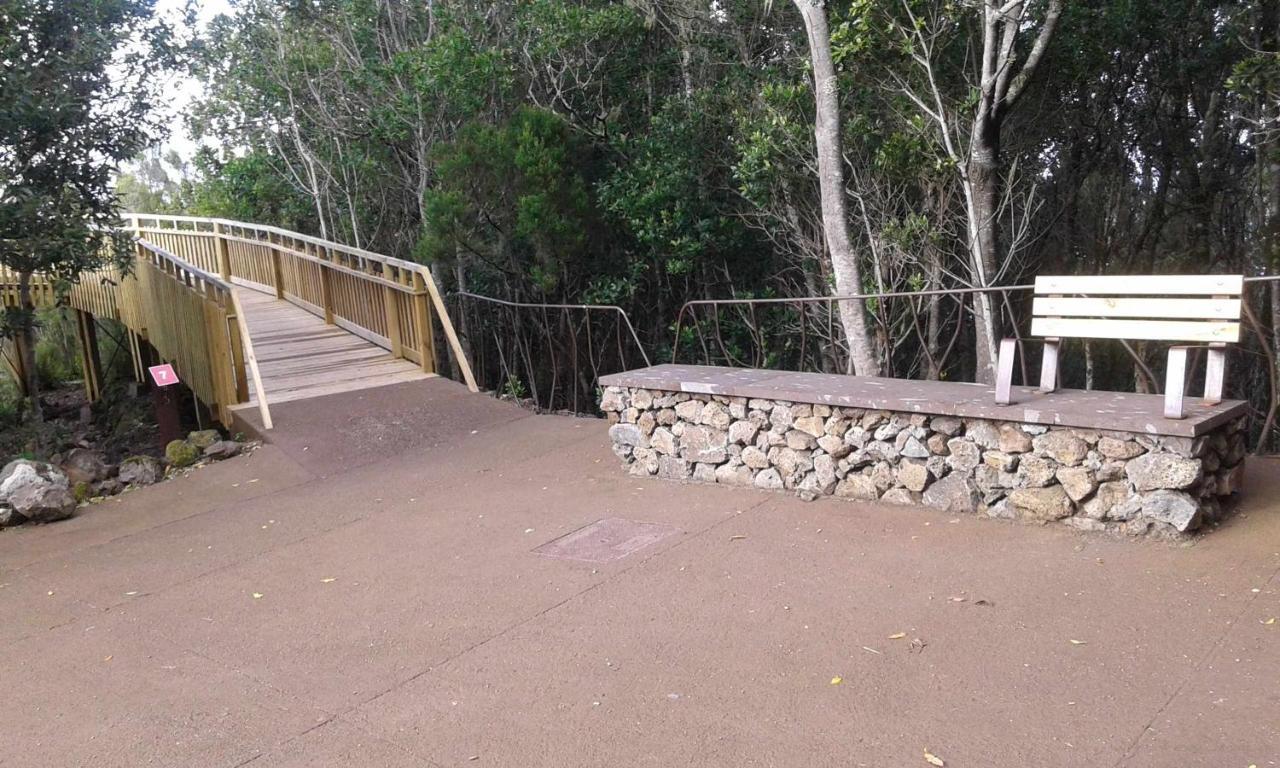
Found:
<box><xmin>75</xmin><ymin>309</ymin><xmax>104</xmax><ymax>403</ymax></box>
<box><xmin>213</xmin><ymin>221</ymin><xmax>232</xmax><ymax>281</ymax></box>
<box><xmin>381</xmin><ymin>264</ymin><xmax>403</xmax><ymax>358</ymax></box>
<box><xmin>319</xmin><ymin>260</ymin><xmax>335</xmax><ymax>325</ymax></box>
<box><xmin>226</xmin><ymin>306</ymin><xmax>250</xmax><ymax>403</ymax></box>
<box><xmin>411</xmin><ymin>272</ymin><xmax>437</xmax><ymax>373</ymax></box>
<box><xmin>268</xmin><ymin>231</ymin><xmax>285</xmax><ymax>299</ymax></box>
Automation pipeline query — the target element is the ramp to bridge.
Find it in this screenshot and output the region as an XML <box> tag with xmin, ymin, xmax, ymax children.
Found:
<box><xmin>232</xmin><ymin>288</ymin><xmax>433</xmax><ymax>407</ymax></box>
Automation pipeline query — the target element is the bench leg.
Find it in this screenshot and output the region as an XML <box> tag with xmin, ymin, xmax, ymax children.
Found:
<box><xmin>1203</xmin><ymin>343</ymin><xmax>1227</xmax><ymax>405</ymax></box>
<box><xmin>1038</xmin><ymin>338</ymin><xmax>1060</xmax><ymax>393</ymax></box>
<box><xmin>1164</xmin><ymin>346</ymin><xmax>1188</xmax><ymax>419</ymax></box>
<box><xmin>995</xmin><ymin>338</ymin><xmax>1017</xmax><ymax>405</ymax></box>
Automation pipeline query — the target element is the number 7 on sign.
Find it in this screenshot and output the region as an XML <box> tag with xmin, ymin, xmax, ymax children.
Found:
<box><xmin>148</xmin><ymin>363</ymin><xmax>179</xmax><ymax>387</ymax></box>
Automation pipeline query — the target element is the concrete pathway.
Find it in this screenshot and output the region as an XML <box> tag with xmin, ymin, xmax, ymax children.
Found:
<box><xmin>1</xmin><ymin>377</ymin><xmax>1277</xmax><ymax>767</ymax></box>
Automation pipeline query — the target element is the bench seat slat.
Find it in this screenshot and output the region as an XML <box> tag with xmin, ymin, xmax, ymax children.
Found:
<box><xmin>1030</xmin><ymin>317</ymin><xmax>1241</xmax><ymax>343</ymax></box>
<box><xmin>1033</xmin><ymin>297</ymin><xmax>1242</xmax><ymax>319</ymax></box>
<box><xmin>1035</xmin><ymin>275</ymin><xmax>1243</xmax><ymax>295</ymax></box>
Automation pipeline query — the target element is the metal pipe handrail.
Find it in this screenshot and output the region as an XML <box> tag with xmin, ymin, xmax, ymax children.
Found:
<box><xmin>671</xmin><ymin>283</ymin><xmax>1037</xmax><ymax>364</ymax></box>
<box><xmin>676</xmin><ymin>283</ymin><xmax>1037</xmax><ymax>309</ymax></box>
<box><xmin>454</xmin><ymin>290</ymin><xmax>653</xmax><ymax>367</ymax></box>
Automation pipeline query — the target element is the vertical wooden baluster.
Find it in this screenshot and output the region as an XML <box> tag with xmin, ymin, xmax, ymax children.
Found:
<box><xmin>319</xmin><ymin>247</ymin><xmax>335</xmax><ymax>325</ymax></box>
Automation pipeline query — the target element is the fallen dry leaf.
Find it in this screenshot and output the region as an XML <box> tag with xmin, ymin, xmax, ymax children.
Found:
<box><xmin>1264</xmin><ymin>617</ymin><xmax>1276</xmax><ymax>626</ymax></box>
<box><xmin>924</xmin><ymin>750</ymin><xmax>945</xmax><ymax>766</ymax></box>
<box><xmin>948</xmin><ymin>596</ymin><xmax>966</xmax><ymax>603</ymax></box>
<box><xmin>1069</xmin><ymin>639</ymin><xmax>1086</xmax><ymax>646</ymax></box>
<box><xmin>103</xmin><ymin>655</ymin><xmax>112</xmax><ymax>662</ymax></box>
<box><xmin>321</xmin><ymin>578</ymin><xmax>336</xmax><ymax>584</ymax></box>
<box><xmin>830</xmin><ymin>676</ymin><xmax>843</xmax><ymax>685</ymax></box>
<box><xmin>252</xmin><ymin>592</ymin><xmax>264</xmax><ymax>599</ymax></box>
<box><xmin>889</xmin><ymin>632</ymin><xmax>907</xmax><ymax>640</ymax></box>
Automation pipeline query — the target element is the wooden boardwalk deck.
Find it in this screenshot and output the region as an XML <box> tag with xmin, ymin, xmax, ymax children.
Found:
<box><xmin>232</xmin><ymin>288</ymin><xmax>433</xmax><ymax>407</ymax></box>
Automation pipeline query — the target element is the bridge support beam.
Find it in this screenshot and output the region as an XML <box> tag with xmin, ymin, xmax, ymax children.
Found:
<box><xmin>74</xmin><ymin>309</ymin><xmax>104</xmax><ymax>403</ymax></box>
<box><xmin>2</xmin><ymin>335</ymin><xmax>32</xmax><ymax>397</ymax></box>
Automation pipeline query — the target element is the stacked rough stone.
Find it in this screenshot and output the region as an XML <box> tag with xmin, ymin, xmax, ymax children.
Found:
<box><xmin>600</xmin><ymin>386</ymin><xmax>1247</xmax><ymax>537</ymax></box>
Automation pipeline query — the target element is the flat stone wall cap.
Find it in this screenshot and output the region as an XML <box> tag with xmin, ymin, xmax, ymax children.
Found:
<box><xmin>600</xmin><ymin>365</ymin><xmax>1246</xmax><ymax>437</ymax></box>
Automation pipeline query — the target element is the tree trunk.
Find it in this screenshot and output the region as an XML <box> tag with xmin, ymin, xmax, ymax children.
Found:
<box><xmin>967</xmin><ymin>119</ymin><xmax>1001</xmax><ymax>384</ymax></box>
<box><xmin>16</xmin><ymin>271</ymin><xmax>42</xmax><ymax>421</ymax></box>
<box><xmin>793</xmin><ymin>0</ymin><xmax>879</xmax><ymax>377</ymax></box>
<box><xmin>925</xmin><ymin>241</ymin><xmax>943</xmax><ymax>380</ymax></box>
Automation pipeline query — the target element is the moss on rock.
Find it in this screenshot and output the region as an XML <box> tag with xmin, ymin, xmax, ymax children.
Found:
<box><xmin>165</xmin><ymin>440</ymin><xmax>200</xmax><ymax>468</ymax></box>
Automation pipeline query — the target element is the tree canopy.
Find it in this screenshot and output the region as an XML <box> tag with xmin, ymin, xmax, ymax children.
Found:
<box><xmin>169</xmin><ymin>0</ymin><xmax>1277</xmax><ymax>443</ymax></box>
<box><xmin>0</xmin><ymin>0</ymin><xmax>186</xmax><ymax>414</ymax></box>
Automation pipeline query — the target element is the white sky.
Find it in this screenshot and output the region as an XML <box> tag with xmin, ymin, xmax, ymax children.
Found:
<box><xmin>150</xmin><ymin>0</ymin><xmax>235</xmax><ymax>167</ymax></box>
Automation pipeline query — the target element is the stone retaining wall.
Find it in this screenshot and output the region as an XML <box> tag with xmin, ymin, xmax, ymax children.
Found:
<box><xmin>600</xmin><ymin>386</ymin><xmax>1247</xmax><ymax>537</ymax></box>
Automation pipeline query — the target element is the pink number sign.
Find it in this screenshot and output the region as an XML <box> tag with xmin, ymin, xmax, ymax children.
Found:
<box><xmin>148</xmin><ymin>363</ymin><xmax>179</xmax><ymax>387</ymax></box>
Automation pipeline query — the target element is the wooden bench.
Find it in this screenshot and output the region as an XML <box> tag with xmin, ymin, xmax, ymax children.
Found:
<box><xmin>994</xmin><ymin>275</ymin><xmax>1244</xmax><ymax>419</ymax></box>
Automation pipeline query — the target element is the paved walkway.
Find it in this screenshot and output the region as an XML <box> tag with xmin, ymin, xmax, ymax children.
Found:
<box><xmin>2</xmin><ymin>377</ymin><xmax>1277</xmax><ymax>767</ymax></box>
<box><xmin>235</xmin><ymin>288</ymin><xmax>432</xmax><ymax>407</ymax></box>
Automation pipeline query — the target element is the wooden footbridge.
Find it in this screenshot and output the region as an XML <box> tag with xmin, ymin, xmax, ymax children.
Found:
<box><xmin>0</xmin><ymin>215</ymin><xmax>477</xmax><ymax>430</ymax></box>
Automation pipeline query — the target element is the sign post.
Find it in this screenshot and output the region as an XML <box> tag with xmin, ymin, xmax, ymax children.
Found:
<box><xmin>147</xmin><ymin>363</ymin><xmax>183</xmax><ymax>446</ymax></box>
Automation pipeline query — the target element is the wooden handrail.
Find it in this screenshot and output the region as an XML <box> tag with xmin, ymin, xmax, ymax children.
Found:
<box><xmin>123</xmin><ymin>213</ymin><xmax>478</xmax><ymax>391</ymax></box>
<box><xmin>0</xmin><ymin>237</ymin><xmax>274</xmax><ymax>430</ymax></box>
<box><xmin>130</xmin><ymin>239</ymin><xmax>274</xmax><ymax>429</ymax></box>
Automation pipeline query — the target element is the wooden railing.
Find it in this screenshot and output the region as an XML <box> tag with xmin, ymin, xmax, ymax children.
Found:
<box><xmin>1</xmin><ymin>240</ymin><xmax>272</xmax><ymax>429</ymax></box>
<box><xmin>124</xmin><ymin>214</ymin><xmax>477</xmax><ymax>390</ymax></box>
<box><xmin>123</xmin><ymin>240</ymin><xmax>270</xmax><ymax>428</ymax></box>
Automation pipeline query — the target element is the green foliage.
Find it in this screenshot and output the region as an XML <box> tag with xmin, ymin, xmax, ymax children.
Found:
<box><xmin>601</xmin><ymin>97</ymin><xmax>752</xmax><ymax>282</ymax></box>
<box><xmin>115</xmin><ymin>149</ymin><xmax>190</xmax><ymax>214</ymax></box>
<box><xmin>500</xmin><ymin>374</ymin><xmax>528</xmax><ymax>400</ymax></box>
<box><xmin>177</xmin><ymin>0</ymin><xmax>1280</xmax><ymax>440</ymax></box>
<box><xmin>187</xmin><ymin>149</ymin><xmax>316</xmax><ymax>232</ymax></box>
<box><xmin>0</xmin><ymin>0</ymin><xmax>186</xmax><ymax>279</ymax></box>
<box><xmin>421</xmin><ymin>107</ymin><xmax>596</xmax><ymax>293</ymax></box>
<box><xmin>32</xmin><ymin>309</ymin><xmax>80</xmax><ymax>389</ymax></box>
<box><xmin>0</xmin><ymin>0</ymin><xmax>186</xmax><ymax>415</ymax></box>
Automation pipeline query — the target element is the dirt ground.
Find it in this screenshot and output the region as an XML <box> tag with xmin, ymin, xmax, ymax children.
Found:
<box><xmin>2</xmin><ymin>378</ymin><xmax>1277</xmax><ymax>767</ymax></box>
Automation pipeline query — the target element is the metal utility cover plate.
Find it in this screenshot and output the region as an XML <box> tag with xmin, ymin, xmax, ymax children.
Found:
<box><xmin>534</xmin><ymin>518</ymin><xmax>679</xmax><ymax>564</ymax></box>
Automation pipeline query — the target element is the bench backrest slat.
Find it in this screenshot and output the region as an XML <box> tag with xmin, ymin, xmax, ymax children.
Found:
<box><xmin>1031</xmin><ymin>274</ymin><xmax>1244</xmax><ymax>344</ymax></box>
<box><xmin>1034</xmin><ymin>275</ymin><xmax>1243</xmax><ymax>295</ymax></box>
<box><xmin>1030</xmin><ymin>317</ymin><xmax>1240</xmax><ymax>343</ymax></box>
<box><xmin>1033</xmin><ymin>297</ymin><xmax>1241</xmax><ymax>320</ymax></box>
